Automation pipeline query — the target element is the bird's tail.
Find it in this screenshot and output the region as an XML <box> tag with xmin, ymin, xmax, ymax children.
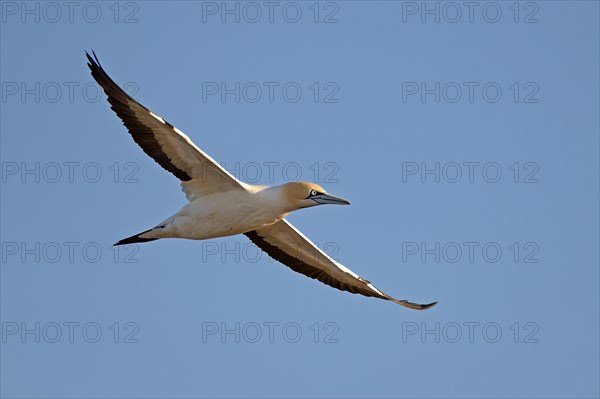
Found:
<box><xmin>114</xmin><ymin>227</ymin><xmax>162</xmax><ymax>246</ymax></box>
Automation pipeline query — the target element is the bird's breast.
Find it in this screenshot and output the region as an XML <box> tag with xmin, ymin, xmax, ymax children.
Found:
<box><xmin>171</xmin><ymin>190</ymin><xmax>285</xmax><ymax>240</ymax></box>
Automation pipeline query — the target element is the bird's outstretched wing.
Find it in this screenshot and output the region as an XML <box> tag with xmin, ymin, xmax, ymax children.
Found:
<box><xmin>86</xmin><ymin>51</ymin><xmax>245</xmax><ymax>197</ymax></box>
<box><xmin>245</xmin><ymin>219</ymin><xmax>437</xmax><ymax>310</ymax></box>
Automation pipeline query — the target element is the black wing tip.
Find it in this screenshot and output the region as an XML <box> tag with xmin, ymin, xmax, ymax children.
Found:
<box><xmin>113</xmin><ymin>229</ymin><xmax>160</xmax><ymax>246</ymax></box>
<box><xmin>85</xmin><ymin>49</ymin><xmax>101</xmax><ymax>69</ymax></box>
<box><xmin>418</xmin><ymin>301</ymin><xmax>438</xmax><ymax>310</ymax></box>
<box><xmin>114</xmin><ymin>237</ymin><xmax>159</xmax><ymax>246</ymax></box>
<box><xmin>394</xmin><ymin>299</ymin><xmax>438</xmax><ymax>310</ymax></box>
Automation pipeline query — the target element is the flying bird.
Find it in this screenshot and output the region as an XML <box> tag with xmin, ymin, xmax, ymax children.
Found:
<box><xmin>86</xmin><ymin>51</ymin><xmax>436</xmax><ymax>310</ymax></box>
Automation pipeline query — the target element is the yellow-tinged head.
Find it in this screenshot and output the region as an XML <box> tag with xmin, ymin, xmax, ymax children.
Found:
<box><xmin>281</xmin><ymin>182</ymin><xmax>351</xmax><ymax>211</ymax></box>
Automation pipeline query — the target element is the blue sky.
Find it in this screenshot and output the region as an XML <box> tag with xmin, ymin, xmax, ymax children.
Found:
<box><xmin>1</xmin><ymin>1</ymin><xmax>599</xmax><ymax>398</ymax></box>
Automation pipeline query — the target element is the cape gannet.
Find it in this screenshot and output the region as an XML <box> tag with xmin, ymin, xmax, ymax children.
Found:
<box><xmin>86</xmin><ymin>51</ymin><xmax>437</xmax><ymax>310</ymax></box>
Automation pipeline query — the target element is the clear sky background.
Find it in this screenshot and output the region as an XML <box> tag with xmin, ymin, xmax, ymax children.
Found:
<box><xmin>1</xmin><ymin>1</ymin><xmax>598</xmax><ymax>398</ymax></box>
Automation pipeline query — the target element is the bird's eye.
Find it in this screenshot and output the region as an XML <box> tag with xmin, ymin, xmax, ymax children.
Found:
<box><xmin>310</xmin><ymin>189</ymin><xmax>318</xmax><ymax>196</ymax></box>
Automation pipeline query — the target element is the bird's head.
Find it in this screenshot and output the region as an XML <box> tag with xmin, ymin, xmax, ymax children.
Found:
<box><xmin>281</xmin><ymin>182</ymin><xmax>350</xmax><ymax>211</ymax></box>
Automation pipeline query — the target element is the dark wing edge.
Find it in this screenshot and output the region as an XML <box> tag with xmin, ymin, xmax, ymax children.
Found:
<box><xmin>244</xmin><ymin>228</ymin><xmax>437</xmax><ymax>311</ymax></box>
<box><xmin>85</xmin><ymin>50</ymin><xmax>192</xmax><ymax>181</ymax></box>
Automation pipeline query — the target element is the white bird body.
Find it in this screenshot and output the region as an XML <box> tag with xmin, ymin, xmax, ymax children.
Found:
<box><xmin>86</xmin><ymin>51</ymin><xmax>436</xmax><ymax>310</ymax></box>
<box><xmin>150</xmin><ymin>185</ymin><xmax>289</xmax><ymax>240</ymax></box>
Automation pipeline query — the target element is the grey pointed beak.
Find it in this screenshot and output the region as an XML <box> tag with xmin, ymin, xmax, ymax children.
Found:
<box><xmin>312</xmin><ymin>193</ymin><xmax>351</xmax><ymax>205</ymax></box>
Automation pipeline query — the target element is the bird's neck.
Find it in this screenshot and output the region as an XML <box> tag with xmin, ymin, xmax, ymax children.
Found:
<box><xmin>256</xmin><ymin>184</ymin><xmax>297</xmax><ymax>215</ymax></box>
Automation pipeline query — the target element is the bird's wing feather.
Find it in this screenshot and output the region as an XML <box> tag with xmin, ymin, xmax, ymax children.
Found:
<box><xmin>86</xmin><ymin>51</ymin><xmax>245</xmax><ymax>196</ymax></box>
<box><xmin>245</xmin><ymin>219</ymin><xmax>437</xmax><ymax>310</ymax></box>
